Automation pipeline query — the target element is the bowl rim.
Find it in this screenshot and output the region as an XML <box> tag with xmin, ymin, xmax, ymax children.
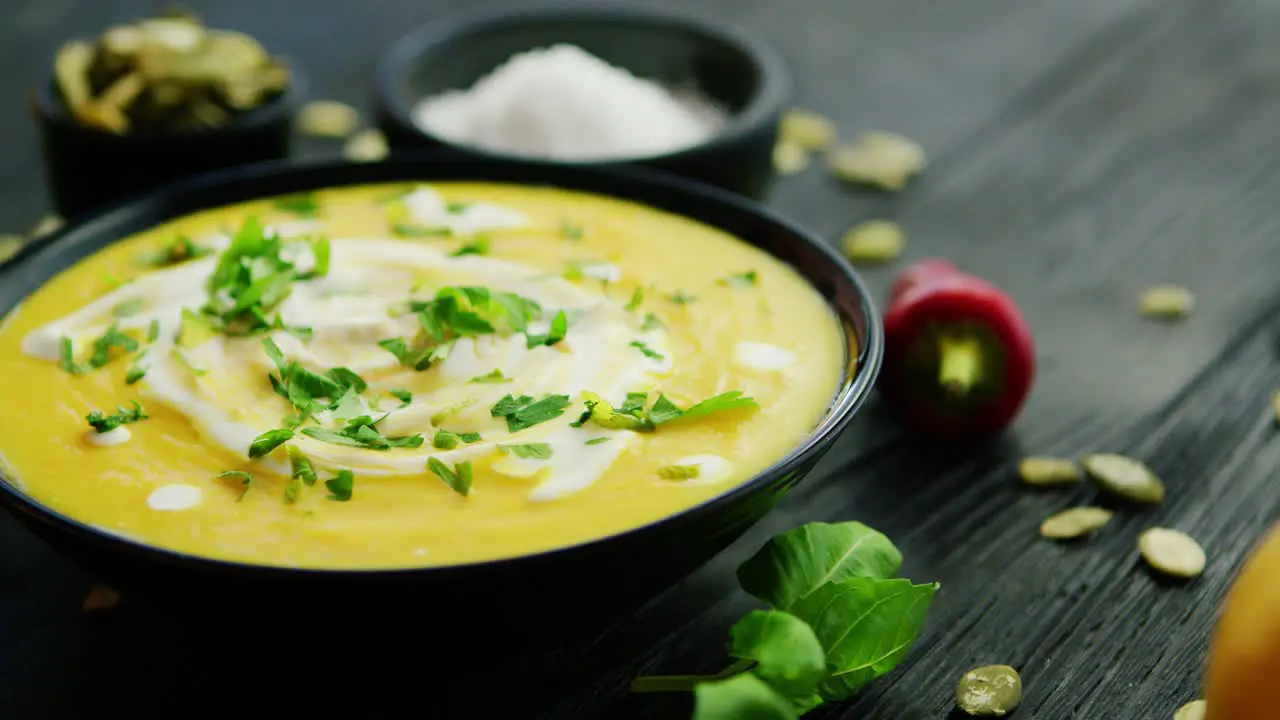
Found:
<box><xmin>373</xmin><ymin>4</ymin><xmax>790</xmax><ymax>165</ymax></box>
<box><xmin>0</xmin><ymin>153</ymin><xmax>882</xmax><ymax>579</ymax></box>
<box><xmin>33</xmin><ymin>48</ymin><xmax>308</xmax><ymax>142</ymax></box>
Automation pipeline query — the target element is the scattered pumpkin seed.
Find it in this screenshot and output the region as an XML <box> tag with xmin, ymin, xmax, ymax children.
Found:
<box><xmin>955</xmin><ymin>665</ymin><xmax>1022</xmax><ymax>716</ymax></box>
<box><xmin>54</xmin><ymin>12</ymin><xmax>290</xmax><ymax>134</ymax></box>
<box><xmin>1018</xmin><ymin>456</ymin><xmax>1082</xmax><ymax>486</ymax></box>
<box><xmin>1139</xmin><ymin>284</ymin><xmax>1195</xmax><ymax>320</ymax></box>
<box><xmin>343</xmin><ymin>128</ymin><xmax>389</xmax><ymax>163</ymax></box>
<box><xmin>1139</xmin><ymin>527</ymin><xmax>1206</xmax><ymax>579</ymax></box>
<box><xmin>772</xmin><ymin>139</ymin><xmax>810</xmax><ymax>175</ymax></box>
<box><xmin>29</xmin><ymin>214</ymin><xmax>64</xmax><ymax>238</ymax></box>
<box><xmin>0</xmin><ymin>234</ymin><xmax>23</xmax><ymax>264</ymax></box>
<box><xmin>1081</xmin><ymin>453</ymin><xmax>1165</xmax><ymax>503</ymax></box>
<box><xmin>1173</xmin><ymin>699</ymin><xmax>1206</xmax><ymax>720</ymax></box>
<box><xmin>841</xmin><ymin>219</ymin><xmax>905</xmax><ymax>264</ymax></box>
<box><xmin>82</xmin><ymin>585</ymin><xmax>121</xmax><ymax>614</ymax></box>
<box><xmin>780</xmin><ymin>108</ymin><xmax>836</xmax><ymax>150</ymax></box>
<box><xmin>1040</xmin><ymin>506</ymin><xmax>1114</xmax><ymax>540</ymax></box>
<box><xmin>297</xmin><ymin>99</ymin><xmax>360</xmax><ymax>137</ymax></box>
<box><xmin>828</xmin><ymin>131</ymin><xmax>926</xmax><ymax>190</ymax></box>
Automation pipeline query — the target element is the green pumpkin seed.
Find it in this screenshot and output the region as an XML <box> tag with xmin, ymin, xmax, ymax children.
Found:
<box><xmin>1040</xmin><ymin>506</ymin><xmax>1114</xmax><ymax>540</ymax></box>
<box><xmin>780</xmin><ymin>108</ymin><xmax>836</xmax><ymax>150</ymax></box>
<box><xmin>1018</xmin><ymin>456</ymin><xmax>1081</xmax><ymax>486</ymax></box>
<box><xmin>772</xmin><ymin>139</ymin><xmax>810</xmax><ymax>176</ymax></box>
<box><xmin>1139</xmin><ymin>528</ymin><xmax>1206</xmax><ymax>579</ymax></box>
<box><xmin>0</xmin><ymin>234</ymin><xmax>23</xmax><ymax>265</ymax></box>
<box><xmin>1081</xmin><ymin>453</ymin><xmax>1165</xmax><ymax>503</ymax></box>
<box><xmin>29</xmin><ymin>214</ymin><xmax>64</xmax><ymax>238</ymax></box>
<box><xmin>841</xmin><ymin>219</ymin><xmax>905</xmax><ymax>264</ymax></box>
<box><xmin>344</xmin><ymin>129</ymin><xmax>389</xmax><ymax>163</ymax></box>
<box><xmin>1173</xmin><ymin>699</ymin><xmax>1206</xmax><ymax>720</ymax></box>
<box><xmin>1139</xmin><ymin>285</ymin><xmax>1195</xmax><ymax>320</ymax></box>
<box><xmin>828</xmin><ymin>131</ymin><xmax>926</xmax><ymax>191</ymax></box>
<box><xmin>955</xmin><ymin>665</ymin><xmax>1022</xmax><ymax>716</ymax></box>
<box><xmin>298</xmin><ymin>100</ymin><xmax>360</xmax><ymax>138</ymax></box>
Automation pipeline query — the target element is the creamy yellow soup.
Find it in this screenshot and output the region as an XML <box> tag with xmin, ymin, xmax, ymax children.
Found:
<box><xmin>0</xmin><ymin>183</ymin><xmax>845</xmax><ymax>569</ymax></box>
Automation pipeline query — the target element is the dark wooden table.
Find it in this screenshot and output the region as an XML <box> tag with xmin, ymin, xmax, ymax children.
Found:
<box><xmin>3</xmin><ymin>0</ymin><xmax>1279</xmax><ymax>717</ymax></box>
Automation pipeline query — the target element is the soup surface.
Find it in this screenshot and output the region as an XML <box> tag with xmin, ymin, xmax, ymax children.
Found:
<box><xmin>0</xmin><ymin>183</ymin><xmax>845</xmax><ymax>568</ymax></box>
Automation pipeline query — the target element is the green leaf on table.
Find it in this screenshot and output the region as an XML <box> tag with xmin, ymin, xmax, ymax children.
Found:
<box><xmin>789</xmin><ymin>577</ymin><xmax>938</xmax><ymax>700</ymax></box>
<box><xmin>691</xmin><ymin>674</ymin><xmax>798</xmax><ymax>720</ymax></box>
<box><xmin>728</xmin><ymin>610</ymin><xmax>826</xmax><ymax>698</ymax></box>
<box><xmin>737</xmin><ymin>521</ymin><xmax>903</xmax><ymax>611</ymax></box>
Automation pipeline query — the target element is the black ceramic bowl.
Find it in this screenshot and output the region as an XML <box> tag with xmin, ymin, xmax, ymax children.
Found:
<box><xmin>33</xmin><ymin>58</ymin><xmax>306</xmax><ymax>220</ymax></box>
<box><xmin>0</xmin><ymin>155</ymin><xmax>878</xmax><ymax>628</ymax></box>
<box><xmin>374</xmin><ymin>6</ymin><xmax>788</xmax><ymax>200</ymax></box>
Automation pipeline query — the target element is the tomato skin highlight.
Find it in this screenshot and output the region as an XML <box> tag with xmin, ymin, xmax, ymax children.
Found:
<box><xmin>1204</xmin><ymin>522</ymin><xmax>1280</xmax><ymax>720</ymax></box>
<box><xmin>880</xmin><ymin>259</ymin><xmax>1035</xmax><ymax>440</ymax></box>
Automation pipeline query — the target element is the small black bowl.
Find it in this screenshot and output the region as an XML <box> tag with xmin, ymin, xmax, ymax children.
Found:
<box><xmin>33</xmin><ymin>58</ymin><xmax>306</xmax><ymax>220</ymax></box>
<box><xmin>0</xmin><ymin>155</ymin><xmax>878</xmax><ymax>630</ymax></box>
<box><xmin>374</xmin><ymin>6</ymin><xmax>789</xmax><ymax>200</ymax></box>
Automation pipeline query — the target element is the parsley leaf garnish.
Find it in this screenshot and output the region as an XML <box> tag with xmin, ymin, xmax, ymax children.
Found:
<box><xmin>389</xmin><ymin>388</ymin><xmax>413</xmax><ymax>405</ymax></box>
<box><xmin>112</xmin><ymin>299</ymin><xmax>144</xmax><ymax>318</ymax></box>
<box><xmin>654</xmin><ymin>391</ymin><xmax>760</xmax><ymax>424</ymax></box>
<box><xmin>669</xmin><ymin>291</ymin><xmax>697</xmax><ymax>305</ymax></box>
<box><xmin>427</xmin><ymin>457</ymin><xmax>473</xmax><ymax>496</ymax></box>
<box><xmin>288</xmin><ymin>445</ymin><xmax>317</xmax><ymax>494</ymax></box>
<box><xmin>88</xmin><ymin>324</ymin><xmax>139</xmax><ymax>369</ymax></box>
<box><xmin>490</xmin><ymin>393</ymin><xmax>572</xmax><ymax>433</ymax></box>
<box><xmin>301</xmin><ymin>415</ymin><xmax>424</xmax><ymax>451</ymax></box>
<box><xmin>560</xmin><ymin>220</ymin><xmax>583</xmax><ymax>240</ymax></box>
<box><xmin>585</xmin><ymin>437</ymin><xmax>611</xmax><ymax>445</ymax></box>
<box><xmin>393</xmin><ymin>223</ymin><xmax>451</xmax><ymax>238</ymax></box>
<box><xmin>499</xmin><ymin>443</ymin><xmax>553</xmax><ymax>459</ymax></box>
<box><xmin>468</xmin><ymin>369</ymin><xmax>511</xmax><ymax>384</ymax></box>
<box><xmin>274</xmin><ymin>192</ymin><xmax>321</xmax><ymax>217</ymax></box>
<box><xmin>325</xmin><ymin>469</ymin><xmax>354</xmax><ymax>501</ymax></box>
<box><xmin>381</xmin><ymin>286</ymin><xmax>545</xmax><ymax>370</ymax></box>
<box><xmin>629</xmin><ymin>340</ymin><xmax>664</xmax><ymax>360</ymax></box>
<box><xmin>625</xmin><ymin>287</ymin><xmax>644</xmax><ymax>311</ymax></box>
<box><xmin>85</xmin><ymin>400</ymin><xmax>147</xmax><ymax>433</ymax></box>
<box><xmin>217</xmin><ymin>470</ymin><xmax>254</xmax><ymax>500</ymax></box>
<box><xmin>717</xmin><ymin>270</ymin><xmax>759</xmax><ymax>288</ymax></box>
<box><xmin>641</xmin><ymin>313</ymin><xmax>666</xmax><ymax>331</ymax></box>
<box><xmin>59</xmin><ymin>337</ymin><xmax>82</xmax><ymax>374</ymax></box>
<box><xmin>263</xmin><ymin>337</ymin><xmax>365</xmax><ymax>422</ymax></box>
<box><xmin>450</xmin><ymin>236</ymin><xmax>490</xmax><ymax>256</ymax></box>
<box><xmin>248</xmin><ymin>428</ymin><xmax>295</xmax><ymax>458</ymax></box>
<box><xmin>657</xmin><ymin>464</ymin><xmax>701</xmax><ymax>480</ymax></box>
<box><xmin>525</xmin><ymin>310</ymin><xmax>568</xmax><ymax>349</ymax></box>
<box><xmin>572</xmin><ymin>390</ymin><xmax>759</xmax><ymax>432</ymax></box>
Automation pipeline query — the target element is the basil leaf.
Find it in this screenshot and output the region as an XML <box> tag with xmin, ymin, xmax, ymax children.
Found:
<box><xmin>789</xmin><ymin>578</ymin><xmax>938</xmax><ymax>700</ymax></box>
<box><xmin>691</xmin><ymin>674</ymin><xmax>798</xmax><ymax>720</ymax></box>
<box><xmin>728</xmin><ymin>610</ymin><xmax>825</xmax><ymax>698</ymax></box>
<box><xmin>248</xmin><ymin>428</ymin><xmax>295</xmax><ymax>458</ymax></box>
<box><xmin>736</xmin><ymin>522</ymin><xmax>903</xmax><ymax>611</ymax></box>
<box><xmin>325</xmin><ymin>469</ymin><xmax>355</xmax><ymax>502</ymax></box>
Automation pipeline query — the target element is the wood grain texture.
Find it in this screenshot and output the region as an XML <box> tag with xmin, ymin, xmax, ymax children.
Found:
<box><xmin>3</xmin><ymin>0</ymin><xmax>1280</xmax><ymax>718</ymax></box>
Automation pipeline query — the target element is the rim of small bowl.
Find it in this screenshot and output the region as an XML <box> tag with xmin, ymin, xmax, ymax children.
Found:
<box><xmin>0</xmin><ymin>154</ymin><xmax>882</xmax><ymax>581</ymax></box>
<box><xmin>33</xmin><ymin>49</ymin><xmax>307</xmax><ymax>142</ymax></box>
<box><xmin>373</xmin><ymin>4</ymin><xmax>790</xmax><ymax>165</ymax></box>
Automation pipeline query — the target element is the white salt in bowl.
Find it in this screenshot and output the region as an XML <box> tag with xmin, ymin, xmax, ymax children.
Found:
<box><xmin>373</xmin><ymin>5</ymin><xmax>790</xmax><ymax>200</ymax></box>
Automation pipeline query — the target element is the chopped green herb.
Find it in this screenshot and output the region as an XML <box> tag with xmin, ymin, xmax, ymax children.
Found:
<box><xmin>430</xmin><ymin>398</ymin><xmax>476</xmax><ymax>425</ymax></box>
<box><xmin>630</xmin><ymin>340</ymin><xmax>665</xmax><ymax>360</ymax></box>
<box><xmin>274</xmin><ymin>192</ymin><xmax>320</xmax><ymax>216</ymax></box>
<box><xmin>432</xmin><ymin>429</ymin><xmax>460</xmax><ymax>450</ymax></box>
<box><xmin>325</xmin><ymin>469</ymin><xmax>355</xmax><ymax>502</ymax></box>
<box><xmin>468</xmin><ymin>369</ymin><xmax>511</xmax><ymax>384</ymax></box>
<box><xmin>390</xmin><ymin>388</ymin><xmax>413</xmax><ymax>405</ymax></box>
<box><xmin>85</xmin><ymin>400</ymin><xmax>147</xmax><ymax>433</ymax></box>
<box><xmin>717</xmin><ymin>270</ymin><xmax>760</xmax><ymax>288</ymax></box>
<box><xmin>59</xmin><ymin>337</ymin><xmax>83</xmax><ymax>374</ymax></box>
<box><xmin>111</xmin><ymin>299</ymin><xmax>144</xmax><ymax>318</ymax></box>
<box><xmin>285</xmin><ymin>476</ymin><xmax>303</xmax><ymax>504</ymax></box>
<box><xmin>301</xmin><ymin>415</ymin><xmax>424</xmax><ymax>451</ymax></box>
<box><xmin>177</xmin><ymin>309</ymin><xmax>217</xmax><ymax>348</ymax></box>
<box><xmin>382</xmin><ymin>286</ymin><xmax>545</xmax><ymax>369</ymax></box>
<box><xmin>585</xmin><ymin>437</ymin><xmax>611</xmax><ymax>445</ymax></box>
<box><xmin>526</xmin><ymin>310</ymin><xmax>569</xmax><ymax>349</ymax></box>
<box><xmin>499</xmin><ymin>443</ymin><xmax>553</xmax><ymax>459</ymax></box>
<box><xmin>651</xmin><ymin>391</ymin><xmax>759</xmax><ymax>426</ymax></box>
<box><xmin>170</xmin><ymin>347</ymin><xmax>208</xmax><ymax>376</ymax></box>
<box><xmin>392</xmin><ymin>223</ymin><xmax>451</xmax><ymax>238</ymax></box>
<box><xmin>141</xmin><ymin>234</ymin><xmax>214</xmax><ymax>266</ymax></box>
<box><xmin>248</xmin><ymin>428</ymin><xmax>295</xmax><ymax>458</ymax></box>
<box><xmin>124</xmin><ymin>363</ymin><xmax>147</xmax><ymax>385</ymax></box>
<box><xmin>641</xmin><ymin>313</ymin><xmax>666</xmax><ymax>331</ymax></box>
<box><xmin>87</xmin><ymin>324</ymin><xmax>139</xmax><ymax>369</ymax></box>
<box><xmin>669</xmin><ymin>291</ymin><xmax>697</xmax><ymax>305</ymax></box>
<box><xmin>570</xmin><ymin>391</ymin><xmax>651</xmax><ymax>431</ymax></box>
<box><xmin>288</xmin><ymin>445</ymin><xmax>317</xmax><ymax>486</ymax></box>
<box><xmin>560</xmin><ymin>219</ymin><xmax>583</xmax><ymax>240</ymax></box>
<box><xmin>450</xmin><ymin>236</ymin><xmax>490</xmax><ymax>256</ymax></box>
<box><xmin>658</xmin><ymin>464</ymin><xmax>701</xmax><ymax>480</ymax></box>
<box><xmin>490</xmin><ymin>393</ymin><xmax>572</xmax><ymax>433</ymax></box>
<box><xmin>428</xmin><ymin>457</ymin><xmax>473</xmax><ymax>496</ymax></box>
<box><xmin>263</xmin><ymin>336</ymin><xmax>365</xmax><ymax>421</ymax></box>
<box><xmin>647</xmin><ymin>394</ymin><xmax>684</xmax><ymax>425</ymax></box>
<box><xmin>217</xmin><ymin>470</ymin><xmax>254</xmax><ymax>500</ymax></box>
<box><xmin>445</xmin><ymin>202</ymin><xmax>472</xmax><ymax>213</ymax></box>
<box><xmin>625</xmin><ymin>287</ymin><xmax>644</xmax><ymax>311</ymax></box>
<box><xmin>146</xmin><ymin>319</ymin><xmax>161</xmax><ymax>343</ymax></box>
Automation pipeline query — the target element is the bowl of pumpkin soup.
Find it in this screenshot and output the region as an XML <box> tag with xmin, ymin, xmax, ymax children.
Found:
<box><xmin>0</xmin><ymin>156</ymin><xmax>880</xmax><ymax>618</ymax></box>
